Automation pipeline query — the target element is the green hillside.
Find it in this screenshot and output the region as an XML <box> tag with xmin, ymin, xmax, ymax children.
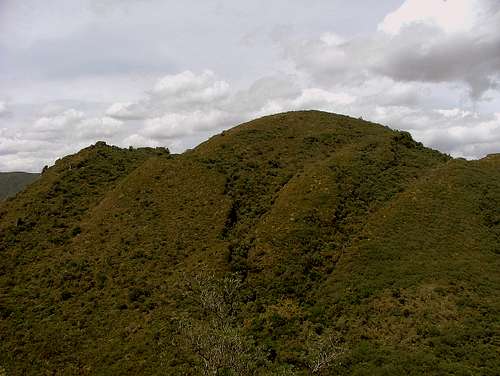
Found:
<box><xmin>0</xmin><ymin>172</ymin><xmax>40</xmax><ymax>200</ymax></box>
<box><xmin>0</xmin><ymin>111</ymin><xmax>498</xmax><ymax>375</ymax></box>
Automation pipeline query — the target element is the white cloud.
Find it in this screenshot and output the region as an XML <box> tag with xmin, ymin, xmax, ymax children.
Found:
<box><xmin>143</xmin><ymin>110</ymin><xmax>230</xmax><ymax>140</ymax></box>
<box><xmin>105</xmin><ymin>71</ymin><xmax>236</xmax><ymax>143</ymax></box>
<box><xmin>292</xmin><ymin>88</ymin><xmax>355</xmax><ymax>107</ymax></box>
<box><xmin>366</xmin><ymin>105</ymin><xmax>500</xmax><ymax>158</ymax></box>
<box><xmin>105</xmin><ymin>70</ymin><xmax>231</xmax><ymax>121</ymax></box>
<box><xmin>78</xmin><ymin>116</ymin><xmax>123</xmax><ymax>139</ymax></box>
<box><xmin>33</xmin><ymin>109</ymin><xmax>85</xmax><ymax>134</ymax></box>
<box><xmin>435</xmin><ymin>108</ymin><xmax>473</xmax><ymax>118</ymax></box>
<box><xmin>152</xmin><ymin>70</ymin><xmax>230</xmax><ymax>105</ymax></box>
<box><xmin>106</xmin><ymin>102</ymin><xmax>149</xmax><ymax>120</ymax></box>
<box><xmin>0</xmin><ymin>137</ymin><xmax>49</xmax><ymax>156</ymax></box>
<box><xmin>379</xmin><ymin>0</ymin><xmax>480</xmax><ymax>34</ymax></box>
<box><xmin>27</xmin><ymin>110</ymin><xmax>122</xmax><ymax>142</ymax></box>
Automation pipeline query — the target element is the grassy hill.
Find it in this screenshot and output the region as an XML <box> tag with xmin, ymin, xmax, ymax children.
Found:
<box><xmin>0</xmin><ymin>172</ymin><xmax>40</xmax><ymax>200</ymax></box>
<box><xmin>0</xmin><ymin>111</ymin><xmax>498</xmax><ymax>375</ymax></box>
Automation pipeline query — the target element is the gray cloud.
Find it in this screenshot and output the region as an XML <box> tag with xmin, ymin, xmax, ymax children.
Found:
<box><xmin>374</xmin><ymin>24</ymin><xmax>500</xmax><ymax>99</ymax></box>
<box><xmin>282</xmin><ymin>0</ymin><xmax>500</xmax><ymax>99</ymax></box>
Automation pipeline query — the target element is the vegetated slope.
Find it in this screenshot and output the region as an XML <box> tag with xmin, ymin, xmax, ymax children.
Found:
<box><xmin>0</xmin><ymin>143</ymin><xmax>171</xmax><ymax>374</ymax></box>
<box><xmin>0</xmin><ymin>111</ymin><xmax>498</xmax><ymax>375</ymax></box>
<box><xmin>0</xmin><ymin>172</ymin><xmax>40</xmax><ymax>200</ymax></box>
<box><xmin>314</xmin><ymin>157</ymin><xmax>500</xmax><ymax>374</ymax></box>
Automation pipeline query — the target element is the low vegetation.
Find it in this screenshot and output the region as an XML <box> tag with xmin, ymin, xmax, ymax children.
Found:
<box><xmin>0</xmin><ymin>111</ymin><xmax>498</xmax><ymax>375</ymax></box>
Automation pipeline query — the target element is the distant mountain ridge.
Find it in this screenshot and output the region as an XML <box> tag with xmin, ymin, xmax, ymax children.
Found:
<box><xmin>0</xmin><ymin>172</ymin><xmax>40</xmax><ymax>200</ymax></box>
<box><xmin>0</xmin><ymin>111</ymin><xmax>498</xmax><ymax>375</ymax></box>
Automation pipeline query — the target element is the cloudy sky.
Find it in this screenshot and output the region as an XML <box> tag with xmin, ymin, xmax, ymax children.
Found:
<box><xmin>1</xmin><ymin>0</ymin><xmax>499</xmax><ymax>171</ymax></box>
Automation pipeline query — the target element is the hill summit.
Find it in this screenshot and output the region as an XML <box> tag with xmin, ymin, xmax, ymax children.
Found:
<box><xmin>0</xmin><ymin>111</ymin><xmax>499</xmax><ymax>375</ymax></box>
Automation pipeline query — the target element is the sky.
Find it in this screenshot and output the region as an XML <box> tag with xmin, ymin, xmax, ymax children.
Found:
<box><xmin>0</xmin><ymin>0</ymin><xmax>499</xmax><ymax>172</ymax></box>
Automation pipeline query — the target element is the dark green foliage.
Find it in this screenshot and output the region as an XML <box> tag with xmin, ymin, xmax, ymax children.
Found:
<box><xmin>0</xmin><ymin>111</ymin><xmax>498</xmax><ymax>375</ymax></box>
